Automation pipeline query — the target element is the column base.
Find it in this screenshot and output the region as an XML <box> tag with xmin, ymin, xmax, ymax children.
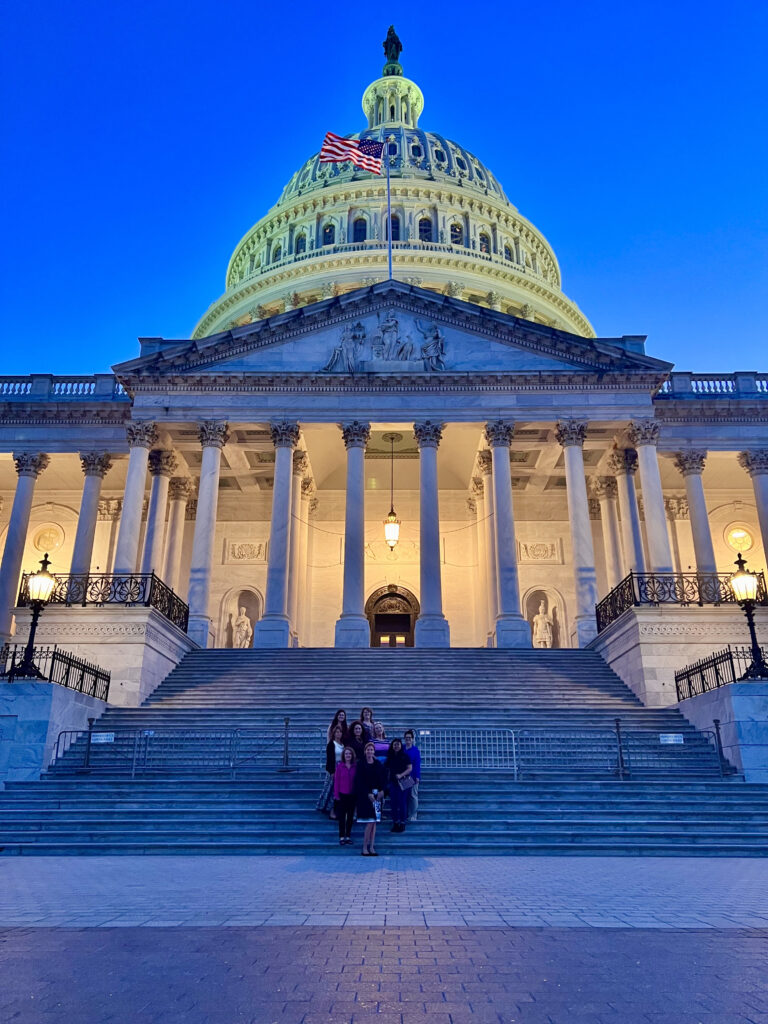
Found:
<box><xmin>495</xmin><ymin>615</ymin><xmax>532</xmax><ymax>648</ymax></box>
<box><xmin>574</xmin><ymin>615</ymin><xmax>598</xmax><ymax>648</ymax></box>
<box><xmin>334</xmin><ymin>614</ymin><xmax>371</xmax><ymax>648</ymax></box>
<box><xmin>414</xmin><ymin>614</ymin><xmax>450</xmax><ymax>648</ymax></box>
<box><xmin>253</xmin><ymin>615</ymin><xmax>292</xmax><ymax>648</ymax></box>
<box><xmin>187</xmin><ymin>615</ymin><xmax>214</xmax><ymax>649</ymax></box>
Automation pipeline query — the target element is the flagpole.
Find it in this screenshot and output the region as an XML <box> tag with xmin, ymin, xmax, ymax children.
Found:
<box><xmin>385</xmin><ymin>135</ymin><xmax>393</xmax><ymax>281</ymax></box>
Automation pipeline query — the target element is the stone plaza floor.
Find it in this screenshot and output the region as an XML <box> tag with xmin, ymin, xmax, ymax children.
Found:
<box><xmin>1</xmin><ymin>855</ymin><xmax>768</xmax><ymax>1022</ymax></box>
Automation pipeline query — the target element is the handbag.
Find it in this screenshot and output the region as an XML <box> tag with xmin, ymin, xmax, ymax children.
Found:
<box><xmin>397</xmin><ymin>775</ymin><xmax>415</xmax><ymax>791</ymax></box>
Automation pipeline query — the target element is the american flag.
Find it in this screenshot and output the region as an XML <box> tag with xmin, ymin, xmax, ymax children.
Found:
<box><xmin>319</xmin><ymin>132</ymin><xmax>384</xmax><ymax>175</ymax></box>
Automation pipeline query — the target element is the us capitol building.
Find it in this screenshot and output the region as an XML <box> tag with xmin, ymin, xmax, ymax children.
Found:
<box><xmin>1</xmin><ymin>32</ymin><xmax>767</xmax><ymax>710</ymax></box>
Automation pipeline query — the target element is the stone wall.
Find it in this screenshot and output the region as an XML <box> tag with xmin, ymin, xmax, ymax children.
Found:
<box><xmin>673</xmin><ymin>682</ymin><xmax>768</xmax><ymax>783</ymax></box>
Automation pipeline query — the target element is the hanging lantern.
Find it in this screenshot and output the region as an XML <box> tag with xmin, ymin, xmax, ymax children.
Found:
<box><xmin>382</xmin><ymin>432</ymin><xmax>402</xmax><ymax>550</ymax></box>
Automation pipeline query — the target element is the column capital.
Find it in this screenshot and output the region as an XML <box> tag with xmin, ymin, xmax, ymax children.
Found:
<box><xmin>627</xmin><ymin>419</ymin><xmax>660</xmax><ymax>447</ymax></box>
<box><xmin>13</xmin><ymin>452</ymin><xmax>50</xmax><ymax>478</ymax></box>
<box><xmin>471</xmin><ymin>475</ymin><xmax>484</xmax><ymax>497</ymax></box>
<box><xmin>309</xmin><ymin>496</ymin><xmax>320</xmax><ymax>517</ymax></box>
<box><xmin>199</xmin><ymin>421</ymin><xmax>230</xmax><ymax>449</ymax></box>
<box><xmin>484</xmin><ymin>420</ymin><xmax>514</xmax><ymax>448</ymax></box>
<box><xmin>339</xmin><ymin>421</ymin><xmax>370</xmax><ymax>449</ymax></box>
<box><xmin>607</xmin><ymin>447</ymin><xmax>638</xmax><ymax>476</ymax></box>
<box><xmin>476</xmin><ymin>450</ymin><xmax>493</xmax><ymax>476</ymax></box>
<box><xmin>168</xmin><ymin>477</ymin><xmax>193</xmax><ymax>501</ymax></box>
<box><xmin>591</xmin><ymin>475</ymin><xmax>617</xmax><ymax>500</ymax></box>
<box><xmin>738</xmin><ymin>450</ymin><xmax>768</xmax><ymax>478</ymax></box>
<box><xmin>148</xmin><ymin>449</ymin><xmax>178</xmax><ymax>477</ymax></box>
<box><xmin>588</xmin><ymin>497</ymin><xmax>601</xmax><ymax>520</ymax></box>
<box><xmin>554</xmin><ymin>420</ymin><xmax>587</xmax><ymax>448</ymax></box>
<box><xmin>466</xmin><ymin>496</ymin><xmax>477</xmax><ymax>516</ymax></box>
<box><xmin>79</xmin><ymin>452</ymin><xmax>112</xmax><ymax>478</ymax></box>
<box><xmin>293</xmin><ymin>450</ymin><xmax>309</xmax><ymax>475</ymax></box>
<box><xmin>270</xmin><ymin>421</ymin><xmax>300</xmax><ymax>449</ymax></box>
<box><xmin>126</xmin><ymin>422</ymin><xmax>159</xmax><ymax>449</ymax></box>
<box><xmin>673</xmin><ymin>450</ymin><xmax>707</xmax><ymax>477</ymax></box>
<box><xmin>301</xmin><ymin>476</ymin><xmax>315</xmax><ymax>498</ymax></box>
<box><xmin>413</xmin><ymin>421</ymin><xmax>444</xmax><ymax>449</ymax></box>
<box><xmin>664</xmin><ymin>495</ymin><xmax>689</xmax><ymax>520</ymax></box>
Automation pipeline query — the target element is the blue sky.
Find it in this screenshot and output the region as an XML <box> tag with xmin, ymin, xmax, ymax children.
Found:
<box><xmin>2</xmin><ymin>0</ymin><xmax>766</xmax><ymax>374</ymax></box>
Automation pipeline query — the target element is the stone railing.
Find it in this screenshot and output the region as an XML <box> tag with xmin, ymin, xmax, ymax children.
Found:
<box><xmin>656</xmin><ymin>372</ymin><xmax>768</xmax><ymax>399</ymax></box>
<box><xmin>0</xmin><ymin>375</ymin><xmax>127</xmax><ymax>401</ymax></box>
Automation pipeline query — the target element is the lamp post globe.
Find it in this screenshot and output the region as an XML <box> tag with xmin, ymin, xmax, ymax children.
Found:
<box><xmin>15</xmin><ymin>553</ymin><xmax>55</xmax><ymax>679</ymax></box>
<box><xmin>729</xmin><ymin>553</ymin><xmax>768</xmax><ymax>680</ymax></box>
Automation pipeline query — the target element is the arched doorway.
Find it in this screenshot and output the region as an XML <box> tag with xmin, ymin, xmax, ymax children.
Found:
<box><xmin>365</xmin><ymin>585</ymin><xmax>420</xmax><ymax>647</ymax></box>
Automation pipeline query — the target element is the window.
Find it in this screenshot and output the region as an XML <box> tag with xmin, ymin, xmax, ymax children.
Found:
<box><xmin>479</xmin><ymin>233</ymin><xmax>491</xmax><ymax>254</ymax></box>
<box><xmin>389</xmin><ymin>104</ymin><xmax>395</xmax><ymax>120</ymax></box>
<box><xmin>322</xmin><ymin>224</ymin><xmax>335</xmax><ymax>246</ymax></box>
<box><xmin>725</xmin><ymin>523</ymin><xmax>754</xmax><ymax>553</ymax></box>
<box><xmin>295</xmin><ymin>234</ymin><xmax>306</xmax><ymax>255</ymax></box>
<box><xmin>450</xmin><ymin>223</ymin><xmax>463</xmax><ymax>246</ymax></box>
<box><xmin>504</xmin><ymin>245</ymin><xmax>512</xmax><ymax>262</ymax></box>
<box><xmin>434</xmin><ymin>149</ymin><xmax>446</xmax><ymax>162</ymax></box>
<box><xmin>411</xmin><ymin>144</ymin><xmax>422</xmax><ymax>158</ymax></box>
<box><xmin>387</xmin><ymin>215</ymin><xmax>400</xmax><ymax>241</ymax></box>
<box><xmin>456</xmin><ymin>157</ymin><xmax>467</xmax><ymax>171</ymax></box>
<box><xmin>475</xmin><ymin>167</ymin><xmax>484</xmax><ymax>181</ymax></box>
<box><xmin>388</xmin><ymin>141</ymin><xmax>398</xmax><ymax>156</ymax></box>
<box><xmin>353</xmin><ymin>218</ymin><xmax>367</xmax><ymax>243</ymax></box>
<box><xmin>418</xmin><ymin>217</ymin><xmax>433</xmax><ymax>242</ymax></box>
<box><xmin>272</xmin><ymin>245</ymin><xmax>282</xmax><ymax>263</ymax></box>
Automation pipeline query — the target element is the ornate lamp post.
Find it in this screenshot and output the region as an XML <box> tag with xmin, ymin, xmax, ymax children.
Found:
<box><xmin>382</xmin><ymin>432</ymin><xmax>401</xmax><ymax>551</ymax></box>
<box><xmin>15</xmin><ymin>553</ymin><xmax>56</xmax><ymax>678</ymax></box>
<box><xmin>729</xmin><ymin>553</ymin><xmax>768</xmax><ymax>679</ymax></box>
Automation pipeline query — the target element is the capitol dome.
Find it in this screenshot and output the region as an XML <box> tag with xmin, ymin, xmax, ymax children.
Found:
<box><xmin>192</xmin><ymin>32</ymin><xmax>594</xmax><ymax>340</ymax></box>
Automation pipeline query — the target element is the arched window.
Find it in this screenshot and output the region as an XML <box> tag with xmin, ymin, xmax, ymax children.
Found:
<box><xmin>389</xmin><ymin>104</ymin><xmax>395</xmax><ymax>120</ymax></box>
<box><xmin>479</xmin><ymin>233</ymin><xmax>491</xmax><ymax>254</ymax></box>
<box><xmin>387</xmin><ymin>141</ymin><xmax>398</xmax><ymax>156</ymax></box>
<box><xmin>353</xmin><ymin>218</ymin><xmax>367</xmax><ymax>243</ymax></box>
<box><xmin>450</xmin><ymin>223</ymin><xmax>463</xmax><ymax>246</ymax></box>
<box><xmin>387</xmin><ymin>215</ymin><xmax>400</xmax><ymax>241</ymax></box>
<box><xmin>411</xmin><ymin>144</ymin><xmax>422</xmax><ymax>158</ymax></box>
<box><xmin>322</xmin><ymin>224</ymin><xmax>335</xmax><ymax>246</ymax></box>
<box><xmin>503</xmin><ymin>245</ymin><xmax>512</xmax><ymax>262</ymax></box>
<box><xmin>418</xmin><ymin>217</ymin><xmax>433</xmax><ymax>242</ymax></box>
<box><xmin>295</xmin><ymin>235</ymin><xmax>306</xmax><ymax>255</ymax></box>
<box><xmin>273</xmin><ymin>245</ymin><xmax>282</xmax><ymax>263</ymax></box>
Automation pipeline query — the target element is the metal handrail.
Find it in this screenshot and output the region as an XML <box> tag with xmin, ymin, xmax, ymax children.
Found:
<box><xmin>1</xmin><ymin>643</ymin><xmax>110</xmax><ymax>700</ymax></box>
<box><xmin>675</xmin><ymin>644</ymin><xmax>767</xmax><ymax>701</ymax></box>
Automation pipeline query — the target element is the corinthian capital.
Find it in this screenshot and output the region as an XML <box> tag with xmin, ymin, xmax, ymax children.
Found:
<box><xmin>339</xmin><ymin>421</ymin><xmax>371</xmax><ymax>449</ymax></box>
<box><xmin>270</xmin><ymin>421</ymin><xmax>300</xmax><ymax>449</ymax></box>
<box><xmin>555</xmin><ymin>420</ymin><xmax>588</xmax><ymax>449</ymax></box>
<box><xmin>607</xmin><ymin>448</ymin><xmax>638</xmax><ymax>477</ymax></box>
<box><xmin>466</xmin><ymin>496</ymin><xmax>477</xmax><ymax>515</ymax></box>
<box><xmin>626</xmin><ymin>419</ymin><xmax>660</xmax><ymax>447</ymax></box>
<box><xmin>292</xmin><ymin>450</ymin><xmax>309</xmax><ymax>475</ymax></box>
<box><xmin>484</xmin><ymin>420</ymin><xmax>514</xmax><ymax>449</ymax></box>
<box><xmin>673</xmin><ymin>450</ymin><xmax>707</xmax><ymax>477</ymax></box>
<box><xmin>591</xmin><ymin>476</ymin><xmax>617</xmax><ymax>500</ymax></box>
<box><xmin>80</xmin><ymin>452</ymin><xmax>113</xmax><ymax>478</ymax></box>
<box><xmin>168</xmin><ymin>477</ymin><xmax>193</xmax><ymax>501</ymax></box>
<box><xmin>476</xmin><ymin>451</ymin><xmax>493</xmax><ymax>476</ymax></box>
<box><xmin>126</xmin><ymin>422</ymin><xmax>158</xmax><ymax>449</ymax></box>
<box><xmin>13</xmin><ymin>452</ymin><xmax>50</xmax><ymax>478</ymax></box>
<box><xmin>471</xmin><ymin>475</ymin><xmax>484</xmax><ymax>497</ymax></box>
<box><xmin>738</xmin><ymin>450</ymin><xmax>768</xmax><ymax>478</ymax></box>
<box><xmin>148</xmin><ymin>449</ymin><xmax>178</xmax><ymax>477</ymax></box>
<box><xmin>199</xmin><ymin>421</ymin><xmax>230</xmax><ymax>449</ymax></box>
<box><xmin>413</xmin><ymin>421</ymin><xmax>444</xmax><ymax>449</ymax></box>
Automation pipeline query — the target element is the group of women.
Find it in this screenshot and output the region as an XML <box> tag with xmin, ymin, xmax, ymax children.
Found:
<box><xmin>316</xmin><ymin>707</ymin><xmax>422</xmax><ymax>856</ymax></box>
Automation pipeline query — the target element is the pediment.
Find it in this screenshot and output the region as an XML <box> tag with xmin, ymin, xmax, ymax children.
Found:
<box><xmin>115</xmin><ymin>282</ymin><xmax>670</xmax><ymax>382</ymax></box>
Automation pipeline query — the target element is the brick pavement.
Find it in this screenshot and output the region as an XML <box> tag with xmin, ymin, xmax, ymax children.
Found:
<box><xmin>2</xmin><ymin>925</ymin><xmax>767</xmax><ymax>1023</ymax></box>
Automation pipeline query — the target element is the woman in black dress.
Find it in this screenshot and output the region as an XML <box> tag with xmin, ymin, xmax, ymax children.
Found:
<box><xmin>347</xmin><ymin>720</ymin><xmax>367</xmax><ymax>762</ymax></box>
<box><xmin>355</xmin><ymin>741</ymin><xmax>387</xmax><ymax>856</ymax></box>
<box><xmin>385</xmin><ymin>738</ymin><xmax>413</xmax><ymax>833</ymax></box>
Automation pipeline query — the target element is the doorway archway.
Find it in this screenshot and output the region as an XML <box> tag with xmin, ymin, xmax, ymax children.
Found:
<box><xmin>365</xmin><ymin>585</ymin><xmax>420</xmax><ymax>647</ymax></box>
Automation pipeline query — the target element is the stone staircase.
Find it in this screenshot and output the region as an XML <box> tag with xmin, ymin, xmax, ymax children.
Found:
<box><xmin>2</xmin><ymin>648</ymin><xmax>768</xmax><ymax>856</ymax></box>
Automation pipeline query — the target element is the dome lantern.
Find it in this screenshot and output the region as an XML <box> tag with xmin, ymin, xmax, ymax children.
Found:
<box><xmin>362</xmin><ymin>27</ymin><xmax>423</xmax><ymax>129</ymax></box>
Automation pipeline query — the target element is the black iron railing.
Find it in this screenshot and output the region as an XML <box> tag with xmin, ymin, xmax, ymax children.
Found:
<box><xmin>675</xmin><ymin>644</ymin><xmax>767</xmax><ymax>701</ymax></box>
<box><xmin>595</xmin><ymin>571</ymin><xmax>768</xmax><ymax>633</ymax></box>
<box><xmin>17</xmin><ymin>572</ymin><xmax>189</xmax><ymax>632</ymax></box>
<box><xmin>1</xmin><ymin>644</ymin><xmax>110</xmax><ymax>700</ymax></box>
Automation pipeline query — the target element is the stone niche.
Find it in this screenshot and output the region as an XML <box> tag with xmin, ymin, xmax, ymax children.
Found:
<box><xmin>12</xmin><ymin>605</ymin><xmax>197</xmax><ymax>708</ymax></box>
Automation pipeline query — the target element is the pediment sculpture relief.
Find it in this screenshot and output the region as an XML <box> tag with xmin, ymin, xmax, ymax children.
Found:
<box><xmin>322</xmin><ymin>313</ymin><xmax>447</xmax><ymax>373</ymax></box>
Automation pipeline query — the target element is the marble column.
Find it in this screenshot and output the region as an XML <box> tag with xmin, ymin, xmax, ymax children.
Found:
<box><xmin>466</xmin><ymin>496</ymin><xmax>483</xmax><ymax>645</ymax></box>
<box><xmin>608</xmin><ymin>448</ymin><xmax>646</xmax><ymax>574</ymax></box>
<box><xmin>0</xmin><ymin>453</ymin><xmax>50</xmax><ymax>641</ymax></box>
<box><xmin>287</xmin><ymin>450</ymin><xmax>308</xmax><ymax>639</ymax></box>
<box><xmin>297</xmin><ymin>478</ymin><xmax>313</xmax><ymax>643</ymax></box>
<box><xmin>113</xmin><ymin>422</ymin><xmax>158</xmax><ymax>575</ymax></box>
<box><xmin>187</xmin><ymin>421</ymin><xmax>229</xmax><ymax>648</ymax></box>
<box><xmin>485</xmin><ymin>421</ymin><xmax>530</xmax><ymax>647</ymax></box>
<box><xmin>140</xmin><ymin>450</ymin><xmax>178</xmax><ymax>576</ymax></box>
<box><xmin>477</xmin><ymin>451</ymin><xmax>499</xmax><ymax>625</ymax></box>
<box><xmin>335</xmin><ymin>421</ymin><xmax>371</xmax><ymax>648</ymax></box>
<box><xmin>303</xmin><ymin>496</ymin><xmax>319</xmax><ymax>644</ymax></box>
<box><xmin>738</xmin><ymin>450</ymin><xmax>768</xmax><ymax>563</ymax></box>
<box><xmin>673</xmin><ymin>451</ymin><xmax>717</xmax><ymax>574</ymax></box>
<box><xmin>70</xmin><ymin>453</ymin><xmax>113</xmax><ymax>576</ymax></box>
<box><xmin>254</xmin><ymin>421</ymin><xmax>300</xmax><ymax>648</ymax></box>
<box><xmin>664</xmin><ymin>498</ymin><xmax>685</xmax><ymax>574</ymax></box>
<box><xmin>591</xmin><ymin>476</ymin><xmax>623</xmax><ymax>590</ymax></box>
<box><xmin>413</xmin><ymin>421</ymin><xmax>450</xmax><ymax>647</ymax></box>
<box><xmin>472</xmin><ymin>478</ymin><xmax>492</xmax><ymax>642</ymax></box>
<box><xmin>163</xmin><ymin>477</ymin><xmax>192</xmax><ymax>593</ymax></box>
<box><xmin>555</xmin><ymin>421</ymin><xmax>598</xmax><ymax>647</ymax></box>
<box><xmin>627</xmin><ymin>421</ymin><xmax>674</xmax><ymax>573</ymax></box>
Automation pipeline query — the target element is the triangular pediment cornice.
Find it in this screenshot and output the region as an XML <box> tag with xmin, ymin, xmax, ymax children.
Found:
<box><xmin>114</xmin><ymin>281</ymin><xmax>671</xmax><ymax>381</ymax></box>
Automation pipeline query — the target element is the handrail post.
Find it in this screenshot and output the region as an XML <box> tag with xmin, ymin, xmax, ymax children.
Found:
<box><xmin>230</xmin><ymin>730</ymin><xmax>239</xmax><ymax>779</ymax></box>
<box><xmin>282</xmin><ymin>716</ymin><xmax>290</xmax><ymax>769</ymax></box>
<box><xmin>84</xmin><ymin>717</ymin><xmax>94</xmax><ymax>768</ymax></box>
<box><xmin>131</xmin><ymin>731</ymin><xmax>139</xmax><ymax>779</ymax></box>
<box><xmin>614</xmin><ymin>717</ymin><xmax>626</xmax><ymax>780</ymax></box>
<box><xmin>713</xmin><ymin>718</ymin><xmax>726</xmax><ymax>776</ymax></box>
<box><xmin>510</xmin><ymin>729</ymin><xmax>518</xmax><ymax>782</ymax></box>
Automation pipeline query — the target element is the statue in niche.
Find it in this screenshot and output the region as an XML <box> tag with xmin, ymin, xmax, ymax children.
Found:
<box><xmin>233</xmin><ymin>607</ymin><xmax>253</xmax><ymax>649</ymax></box>
<box><xmin>532</xmin><ymin>600</ymin><xmax>554</xmax><ymax>649</ymax></box>
<box><xmin>322</xmin><ymin>322</ymin><xmax>366</xmax><ymax>372</ymax></box>
<box><xmin>416</xmin><ymin>320</ymin><xmax>447</xmax><ymax>371</ymax></box>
